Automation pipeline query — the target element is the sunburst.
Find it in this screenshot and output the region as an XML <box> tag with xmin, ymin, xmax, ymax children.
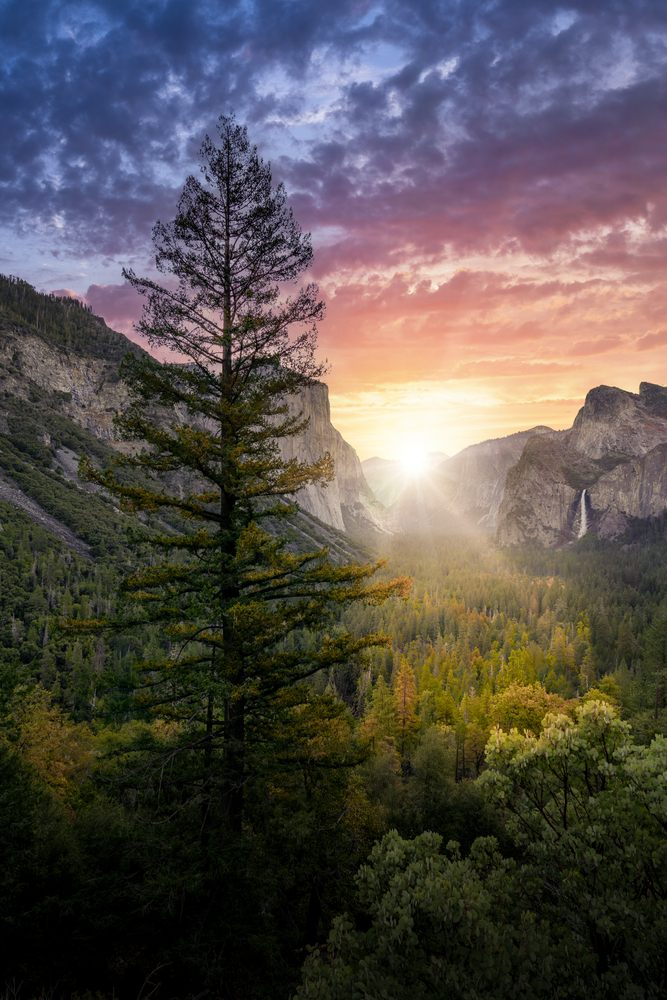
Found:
<box><xmin>400</xmin><ymin>450</ymin><xmax>429</xmax><ymax>475</ymax></box>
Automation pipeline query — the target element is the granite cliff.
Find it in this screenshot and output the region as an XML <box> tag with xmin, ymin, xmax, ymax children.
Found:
<box><xmin>0</xmin><ymin>313</ymin><xmax>132</xmax><ymax>441</ymax></box>
<box><xmin>279</xmin><ymin>384</ymin><xmax>399</xmax><ymax>538</ymax></box>
<box><xmin>496</xmin><ymin>382</ymin><xmax>667</xmax><ymax>547</ymax></box>
<box><xmin>0</xmin><ymin>275</ymin><xmax>397</xmax><ymax>546</ymax></box>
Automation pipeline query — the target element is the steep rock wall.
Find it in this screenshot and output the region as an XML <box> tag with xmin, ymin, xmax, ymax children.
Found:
<box><xmin>0</xmin><ymin>318</ymin><xmax>397</xmax><ymax>540</ymax></box>
<box><xmin>496</xmin><ymin>437</ymin><xmax>588</xmax><ymax>547</ymax></box>
<box><xmin>279</xmin><ymin>384</ymin><xmax>400</xmax><ymax>538</ymax></box>
<box><xmin>0</xmin><ymin>320</ymin><xmax>130</xmax><ymax>440</ymax></box>
<box><xmin>437</xmin><ymin>426</ymin><xmax>561</xmax><ymax>529</ymax></box>
<box><xmin>566</xmin><ymin>382</ymin><xmax>667</xmax><ymax>459</ymax></box>
<box><xmin>496</xmin><ymin>383</ymin><xmax>667</xmax><ymax>546</ymax></box>
<box><xmin>589</xmin><ymin>444</ymin><xmax>667</xmax><ymax>537</ymax></box>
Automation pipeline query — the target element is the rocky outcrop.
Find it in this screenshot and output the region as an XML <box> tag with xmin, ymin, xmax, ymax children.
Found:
<box><xmin>496</xmin><ymin>383</ymin><xmax>667</xmax><ymax>547</ymax></box>
<box><xmin>496</xmin><ymin>437</ymin><xmax>607</xmax><ymax>547</ymax></box>
<box><xmin>0</xmin><ymin>319</ymin><xmax>131</xmax><ymax>440</ymax></box>
<box><xmin>436</xmin><ymin>427</ymin><xmax>561</xmax><ymax>529</ymax></box>
<box><xmin>280</xmin><ymin>384</ymin><xmax>400</xmax><ymax>538</ymax></box>
<box><xmin>566</xmin><ymin>382</ymin><xmax>667</xmax><ymax>459</ymax></box>
<box><xmin>589</xmin><ymin>444</ymin><xmax>667</xmax><ymax>537</ymax></box>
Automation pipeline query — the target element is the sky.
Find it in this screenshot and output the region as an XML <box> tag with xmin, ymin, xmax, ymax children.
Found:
<box><xmin>2</xmin><ymin>0</ymin><xmax>667</xmax><ymax>461</ymax></box>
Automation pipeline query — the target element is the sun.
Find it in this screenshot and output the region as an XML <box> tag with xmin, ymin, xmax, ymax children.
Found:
<box><xmin>400</xmin><ymin>450</ymin><xmax>429</xmax><ymax>475</ymax></box>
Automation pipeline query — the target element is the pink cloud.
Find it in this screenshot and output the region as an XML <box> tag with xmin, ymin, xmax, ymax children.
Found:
<box><xmin>83</xmin><ymin>282</ymin><xmax>144</xmax><ymax>335</ymax></box>
<box><xmin>636</xmin><ymin>328</ymin><xmax>667</xmax><ymax>351</ymax></box>
<box><xmin>49</xmin><ymin>287</ymin><xmax>86</xmax><ymax>302</ymax></box>
<box><xmin>568</xmin><ymin>336</ymin><xmax>623</xmax><ymax>357</ymax></box>
<box><xmin>48</xmin><ymin>282</ymin><xmax>144</xmax><ymax>340</ymax></box>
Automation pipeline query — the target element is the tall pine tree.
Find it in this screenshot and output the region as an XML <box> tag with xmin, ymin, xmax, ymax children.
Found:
<box><xmin>80</xmin><ymin>114</ymin><xmax>409</xmax><ymax>833</ymax></box>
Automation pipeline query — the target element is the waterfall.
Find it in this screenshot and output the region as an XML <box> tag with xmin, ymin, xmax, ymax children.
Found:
<box><xmin>578</xmin><ymin>489</ymin><xmax>587</xmax><ymax>539</ymax></box>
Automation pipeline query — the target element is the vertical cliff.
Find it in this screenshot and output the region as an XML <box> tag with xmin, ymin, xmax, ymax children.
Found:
<box><xmin>496</xmin><ymin>383</ymin><xmax>667</xmax><ymax>547</ymax></box>
<box><xmin>566</xmin><ymin>382</ymin><xmax>667</xmax><ymax>459</ymax></box>
<box><xmin>279</xmin><ymin>384</ymin><xmax>400</xmax><ymax>538</ymax></box>
<box><xmin>0</xmin><ymin>298</ymin><xmax>398</xmax><ymax>541</ymax></box>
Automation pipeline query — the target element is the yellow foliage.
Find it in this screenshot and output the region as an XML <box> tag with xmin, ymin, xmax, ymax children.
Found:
<box><xmin>581</xmin><ymin>675</ymin><xmax>622</xmax><ymax>707</ymax></box>
<box><xmin>488</xmin><ymin>682</ymin><xmax>566</xmax><ymax>736</ymax></box>
<box><xmin>394</xmin><ymin>657</ymin><xmax>420</xmax><ymax>755</ymax></box>
<box><xmin>5</xmin><ymin>685</ymin><xmax>94</xmax><ymax>803</ymax></box>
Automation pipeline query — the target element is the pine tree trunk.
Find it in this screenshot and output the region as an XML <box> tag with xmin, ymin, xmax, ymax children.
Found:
<box><xmin>219</xmin><ymin>162</ymin><xmax>245</xmax><ymax>834</ymax></box>
<box><xmin>223</xmin><ymin>684</ymin><xmax>245</xmax><ymax>833</ymax></box>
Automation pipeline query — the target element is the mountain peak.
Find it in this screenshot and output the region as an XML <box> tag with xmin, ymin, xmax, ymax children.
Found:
<box><xmin>567</xmin><ymin>381</ymin><xmax>667</xmax><ymax>459</ymax></box>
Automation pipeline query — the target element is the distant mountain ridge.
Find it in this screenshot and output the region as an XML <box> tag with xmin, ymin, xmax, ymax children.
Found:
<box><xmin>362</xmin><ymin>452</ymin><xmax>449</xmax><ymax>509</ymax></box>
<box><xmin>362</xmin><ymin>382</ymin><xmax>667</xmax><ymax>548</ymax></box>
<box><xmin>5</xmin><ymin>277</ymin><xmax>665</xmax><ymax>551</ymax></box>
<box><xmin>363</xmin><ymin>427</ymin><xmax>560</xmax><ymax>533</ymax></box>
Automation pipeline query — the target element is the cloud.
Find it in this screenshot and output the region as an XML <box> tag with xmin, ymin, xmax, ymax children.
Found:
<box><xmin>48</xmin><ymin>287</ymin><xmax>86</xmax><ymax>302</ymax></box>
<box><xmin>4</xmin><ymin>0</ymin><xmax>667</xmax><ymax>453</ymax></box>
<box><xmin>48</xmin><ymin>280</ymin><xmax>145</xmax><ymax>339</ymax></box>
<box><xmin>2</xmin><ymin>0</ymin><xmax>667</xmax><ymax>269</ymax></box>
<box><xmin>568</xmin><ymin>336</ymin><xmax>623</xmax><ymax>357</ymax></box>
<box><xmin>636</xmin><ymin>328</ymin><xmax>667</xmax><ymax>351</ymax></box>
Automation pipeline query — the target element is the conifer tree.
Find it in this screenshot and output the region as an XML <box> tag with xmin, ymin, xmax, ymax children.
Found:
<box><xmin>394</xmin><ymin>657</ymin><xmax>419</xmax><ymax>756</ymax></box>
<box><xmin>365</xmin><ymin>674</ymin><xmax>398</xmax><ymax>745</ymax></box>
<box><xmin>645</xmin><ymin>604</ymin><xmax>667</xmax><ymax>719</ymax></box>
<box><xmin>80</xmin><ymin>115</ymin><xmax>409</xmax><ymax>832</ymax></box>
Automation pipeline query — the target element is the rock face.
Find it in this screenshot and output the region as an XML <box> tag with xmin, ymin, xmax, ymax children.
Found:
<box><xmin>0</xmin><ymin>319</ymin><xmax>131</xmax><ymax>440</ymax></box>
<box><xmin>0</xmin><ymin>311</ymin><xmax>398</xmax><ymax>541</ymax></box>
<box><xmin>435</xmin><ymin>427</ymin><xmax>561</xmax><ymax>530</ymax></box>
<box><xmin>280</xmin><ymin>384</ymin><xmax>400</xmax><ymax>538</ymax></box>
<box><xmin>589</xmin><ymin>445</ymin><xmax>667</xmax><ymax>538</ymax></box>
<box><xmin>496</xmin><ymin>383</ymin><xmax>667</xmax><ymax>547</ymax></box>
<box><xmin>567</xmin><ymin>382</ymin><xmax>667</xmax><ymax>459</ymax></box>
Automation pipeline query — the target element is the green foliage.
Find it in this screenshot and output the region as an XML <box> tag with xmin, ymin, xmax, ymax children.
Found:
<box><xmin>296</xmin><ymin>831</ymin><xmax>554</xmax><ymax>1000</ymax></box>
<box><xmin>0</xmin><ymin>393</ymin><xmax>133</xmax><ymax>558</ymax></box>
<box><xmin>338</xmin><ymin>533</ymin><xmax>667</xmax><ymax>758</ymax></box>
<box><xmin>0</xmin><ymin>273</ymin><xmax>143</xmax><ymax>363</ymax></box>
<box><xmin>5</xmin><ymin>248</ymin><xmax>667</xmax><ymax>997</ymax></box>
<box><xmin>74</xmin><ymin>115</ymin><xmax>410</xmax><ymax>848</ymax></box>
<box><xmin>481</xmin><ymin>701</ymin><xmax>667</xmax><ymax>994</ymax></box>
<box><xmin>299</xmin><ymin>705</ymin><xmax>667</xmax><ymax>999</ymax></box>
<box><xmin>0</xmin><ymin>499</ymin><xmax>162</xmax><ymax>722</ymax></box>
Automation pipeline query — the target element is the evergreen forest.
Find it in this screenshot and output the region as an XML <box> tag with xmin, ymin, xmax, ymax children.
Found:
<box><xmin>3</xmin><ymin>501</ymin><xmax>667</xmax><ymax>998</ymax></box>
